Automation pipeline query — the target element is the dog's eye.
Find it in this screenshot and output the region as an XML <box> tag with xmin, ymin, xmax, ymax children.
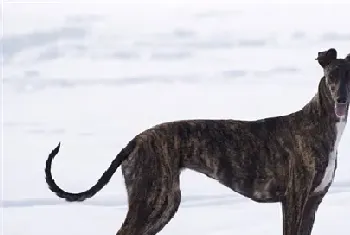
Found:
<box><xmin>328</xmin><ymin>70</ymin><xmax>340</xmax><ymax>83</ymax></box>
<box><xmin>328</xmin><ymin>75</ymin><xmax>337</xmax><ymax>83</ymax></box>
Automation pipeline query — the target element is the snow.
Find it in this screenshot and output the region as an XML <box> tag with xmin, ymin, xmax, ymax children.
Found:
<box><xmin>2</xmin><ymin>1</ymin><xmax>350</xmax><ymax>234</ymax></box>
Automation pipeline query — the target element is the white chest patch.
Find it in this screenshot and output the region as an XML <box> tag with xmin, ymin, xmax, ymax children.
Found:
<box><xmin>314</xmin><ymin>120</ymin><xmax>346</xmax><ymax>193</ymax></box>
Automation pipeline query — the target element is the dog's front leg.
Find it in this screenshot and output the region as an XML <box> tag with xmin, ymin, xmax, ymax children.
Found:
<box><xmin>282</xmin><ymin>167</ymin><xmax>314</xmax><ymax>235</ymax></box>
<box><xmin>299</xmin><ymin>193</ymin><xmax>325</xmax><ymax>235</ymax></box>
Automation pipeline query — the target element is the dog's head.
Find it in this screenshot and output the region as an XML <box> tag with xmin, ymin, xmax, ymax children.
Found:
<box><xmin>316</xmin><ymin>48</ymin><xmax>350</xmax><ymax>118</ymax></box>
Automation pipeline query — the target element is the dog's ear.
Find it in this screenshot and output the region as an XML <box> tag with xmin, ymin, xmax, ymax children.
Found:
<box><xmin>345</xmin><ymin>53</ymin><xmax>350</xmax><ymax>62</ymax></box>
<box><xmin>315</xmin><ymin>48</ymin><xmax>337</xmax><ymax>67</ymax></box>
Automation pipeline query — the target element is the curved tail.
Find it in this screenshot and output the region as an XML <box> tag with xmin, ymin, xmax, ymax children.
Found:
<box><xmin>45</xmin><ymin>139</ymin><xmax>137</xmax><ymax>202</ymax></box>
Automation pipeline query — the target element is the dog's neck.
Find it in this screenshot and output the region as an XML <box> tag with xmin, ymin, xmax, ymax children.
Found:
<box><xmin>302</xmin><ymin>77</ymin><xmax>348</xmax><ymax>124</ymax></box>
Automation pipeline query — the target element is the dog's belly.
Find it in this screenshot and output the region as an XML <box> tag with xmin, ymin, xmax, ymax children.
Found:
<box><xmin>185</xmin><ymin>159</ymin><xmax>285</xmax><ymax>203</ymax></box>
<box><xmin>204</xmin><ymin>171</ymin><xmax>285</xmax><ymax>203</ymax></box>
<box><xmin>231</xmin><ymin>178</ymin><xmax>284</xmax><ymax>203</ymax></box>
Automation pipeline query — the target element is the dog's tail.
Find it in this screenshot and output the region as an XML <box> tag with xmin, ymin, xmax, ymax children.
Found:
<box><xmin>45</xmin><ymin>139</ymin><xmax>137</xmax><ymax>202</ymax></box>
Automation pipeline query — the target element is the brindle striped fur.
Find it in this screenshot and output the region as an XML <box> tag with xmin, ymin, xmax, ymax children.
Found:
<box><xmin>45</xmin><ymin>48</ymin><xmax>350</xmax><ymax>235</ymax></box>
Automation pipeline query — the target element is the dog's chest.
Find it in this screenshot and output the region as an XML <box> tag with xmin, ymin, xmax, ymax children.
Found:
<box><xmin>314</xmin><ymin>120</ymin><xmax>346</xmax><ymax>193</ymax></box>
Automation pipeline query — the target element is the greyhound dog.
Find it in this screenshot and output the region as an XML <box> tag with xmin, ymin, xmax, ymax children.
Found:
<box><xmin>45</xmin><ymin>48</ymin><xmax>349</xmax><ymax>235</ymax></box>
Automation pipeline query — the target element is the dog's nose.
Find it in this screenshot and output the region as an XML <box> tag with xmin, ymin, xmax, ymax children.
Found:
<box><xmin>336</xmin><ymin>97</ymin><xmax>347</xmax><ymax>104</ymax></box>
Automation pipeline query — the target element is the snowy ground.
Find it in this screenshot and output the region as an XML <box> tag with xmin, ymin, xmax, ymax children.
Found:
<box><xmin>2</xmin><ymin>1</ymin><xmax>350</xmax><ymax>234</ymax></box>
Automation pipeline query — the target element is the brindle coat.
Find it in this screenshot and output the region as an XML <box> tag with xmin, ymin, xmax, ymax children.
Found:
<box><xmin>45</xmin><ymin>48</ymin><xmax>350</xmax><ymax>235</ymax></box>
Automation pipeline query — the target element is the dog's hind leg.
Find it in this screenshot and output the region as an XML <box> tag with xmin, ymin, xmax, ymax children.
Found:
<box><xmin>146</xmin><ymin>183</ymin><xmax>182</xmax><ymax>235</ymax></box>
<box><xmin>116</xmin><ymin>176</ymin><xmax>181</xmax><ymax>235</ymax></box>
